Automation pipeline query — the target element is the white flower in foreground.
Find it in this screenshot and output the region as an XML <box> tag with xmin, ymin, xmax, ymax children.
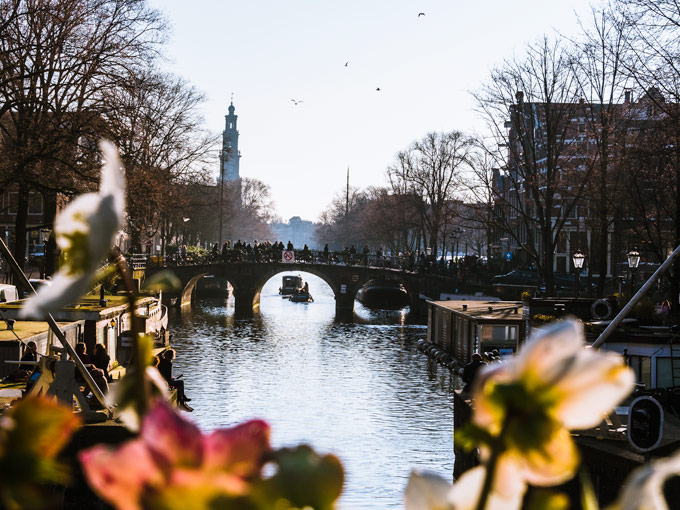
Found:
<box><xmin>607</xmin><ymin>449</ymin><xmax>680</xmax><ymax>510</ymax></box>
<box><xmin>410</xmin><ymin>320</ymin><xmax>635</xmax><ymax>510</ymax></box>
<box><xmin>21</xmin><ymin>141</ymin><xmax>125</xmax><ymax>318</ymax></box>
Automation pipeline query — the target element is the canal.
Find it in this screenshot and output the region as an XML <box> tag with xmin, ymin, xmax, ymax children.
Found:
<box><xmin>168</xmin><ymin>273</ymin><xmax>459</xmax><ymax>509</ymax></box>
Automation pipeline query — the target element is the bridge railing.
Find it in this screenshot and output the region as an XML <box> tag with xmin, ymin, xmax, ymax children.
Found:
<box><xmin>143</xmin><ymin>250</ymin><xmax>419</xmax><ymax>271</ymax></box>
<box><xmin>141</xmin><ymin>250</ymin><xmax>476</xmax><ymax>279</ymax></box>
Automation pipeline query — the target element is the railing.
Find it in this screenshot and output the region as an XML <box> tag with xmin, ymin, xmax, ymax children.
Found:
<box><xmin>133</xmin><ymin>250</ymin><xmax>470</xmax><ymax>277</ymax></box>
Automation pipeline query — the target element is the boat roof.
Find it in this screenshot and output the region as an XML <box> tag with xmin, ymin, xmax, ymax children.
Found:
<box><xmin>0</xmin><ymin>294</ymin><xmax>158</xmax><ymax>320</ymax></box>
<box><xmin>0</xmin><ymin>320</ymin><xmax>82</xmax><ymax>343</ymax></box>
<box><xmin>428</xmin><ymin>299</ymin><xmax>524</xmax><ymax>324</ymax></box>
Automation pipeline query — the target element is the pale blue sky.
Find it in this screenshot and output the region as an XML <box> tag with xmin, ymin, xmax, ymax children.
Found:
<box><xmin>150</xmin><ymin>0</ymin><xmax>596</xmax><ymax>222</ymax></box>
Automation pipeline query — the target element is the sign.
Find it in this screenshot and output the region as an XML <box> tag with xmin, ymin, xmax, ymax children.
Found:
<box><xmin>504</xmin><ymin>251</ymin><xmax>513</xmax><ymax>262</ymax></box>
<box><xmin>282</xmin><ymin>250</ymin><xmax>295</xmax><ymax>263</ymax></box>
<box><xmin>340</xmin><ymin>284</ymin><xmax>347</xmax><ymax>294</ymax></box>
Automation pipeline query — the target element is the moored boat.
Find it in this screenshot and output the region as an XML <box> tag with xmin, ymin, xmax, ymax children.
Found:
<box><xmin>356</xmin><ymin>278</ymin><xmax>409</xmax><ymax>309</ymax></box>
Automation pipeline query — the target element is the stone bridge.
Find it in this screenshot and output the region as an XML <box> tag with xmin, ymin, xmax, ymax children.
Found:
<box><xmin>145</xmin><ymin>262</ymin><xmax>470</xmax><ymax>318</ymax></box>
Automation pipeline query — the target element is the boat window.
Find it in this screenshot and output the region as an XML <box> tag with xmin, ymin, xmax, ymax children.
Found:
<box><xmin>656</xmin><ymin>357</ymin><xmax>673</xmax><ymax>388</ymax></box>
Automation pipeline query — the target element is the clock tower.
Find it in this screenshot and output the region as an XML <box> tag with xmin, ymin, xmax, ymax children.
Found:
<box><xmin>220</xmin><ymin>101</ymin><xmax>240</xmax><ymax>182</ymax></box>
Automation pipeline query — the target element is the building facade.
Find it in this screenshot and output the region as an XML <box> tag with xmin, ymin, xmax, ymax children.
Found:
<box><xmin>491</xmin><ymin>89</ymin><xmax>672</xmax><ymax>285</ymax></box>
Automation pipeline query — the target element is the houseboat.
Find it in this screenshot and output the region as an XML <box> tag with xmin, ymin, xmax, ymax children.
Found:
<box><xmin>0</xmin><ymin>319</ymin><xmax>84</xmax><ymax>380</ymax></box>
<box><xmin>0</xmin><ymin>292</ymin><xmax>168</xmax><ymax>375</ymax></box>
<box><xmin>426</xmin><ymin>300</ymin><xmax>526</xmax><ymax>364</ymax></box>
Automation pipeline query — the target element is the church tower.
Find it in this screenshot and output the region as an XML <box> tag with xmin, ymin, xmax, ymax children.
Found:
<box><xmin>220</xmin><ymin>101</ymin><xmax>240</xmax><ymax>181</ymax></box>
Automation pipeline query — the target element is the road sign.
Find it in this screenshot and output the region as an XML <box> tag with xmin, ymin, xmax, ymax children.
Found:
<box><xmin>282</xmin><ymin>250</ymin><xmax>295</xmax><ymax>263</ymax></box>
<box><xmin>504</xmin><ymin>251</ymin><xmax>513</xmax><ymax>262</ymax></box>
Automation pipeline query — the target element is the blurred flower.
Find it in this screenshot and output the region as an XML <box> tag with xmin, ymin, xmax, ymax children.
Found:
<box><xmin>450</xmin><ymin>320</ymin><xmax>634</xmax><ymax>510</ymax></box>
<box><xmin>21</xmin><ymin>140</ymin><xmax>125</xmax><ymax>318</ymax></box>
<box><xmin>80</xmin><ymin>400</ymin><xmax>271</xmax><ymax>510</ymax></box>
<box><xmin>607</xmin><ymin>449</ymin><xmax>680</xmax><ymax>510</ymax></box>
<box><xmin>0</xmin><ymin>397</ymin><xmax>80</xmax><ymax>509</ymax></box>
<box><xmin>404</xmin><ymin>470</ymin><xmax>453</xmax><ymax>510</ymax></box>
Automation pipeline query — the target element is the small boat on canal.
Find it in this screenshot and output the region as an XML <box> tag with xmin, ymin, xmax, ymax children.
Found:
<box><xmin>288</xmin><ymin>290</ymin><xmax>313</xmax><ymax>303</ymax></box>
<box><xmin>279</xmin><ymin>275</ymin><xmax>302</xmax><ymax>295</ymax></box>
<box><xmin>356</xmin><ymin>278</ymin><xmax>409</xmax><ymax>309</ymax></box>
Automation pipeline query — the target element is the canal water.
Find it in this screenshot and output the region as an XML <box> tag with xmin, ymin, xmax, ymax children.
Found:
<box><xmin>168</xmin><ymin>273</ymin><xmax>459</xmax><ymax>509</ymax></box>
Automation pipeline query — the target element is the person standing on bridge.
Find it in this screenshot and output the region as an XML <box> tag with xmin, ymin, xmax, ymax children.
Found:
<box><xmin>287</xmin><ymin>240</ymin><xmax>294</xmax><ymax>251</ymax></box>
<box><xmin>323</xmin><ymin>243</ymin><xmax>329</xmax><ymax>263</ymax></box>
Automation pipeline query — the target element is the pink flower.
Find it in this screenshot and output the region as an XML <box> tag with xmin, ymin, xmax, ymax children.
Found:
<box><xmin>80</xmin><ymin>400</ymin><xmax>270</xmax><ymax>510</ymax></box>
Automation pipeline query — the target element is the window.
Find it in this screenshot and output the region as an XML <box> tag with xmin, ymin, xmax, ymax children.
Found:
<box><xmin>8</xmin><ymin>193</ymin><xmax>17</xmax><ymax>214</ymax></box>
<box><xmin>28</xmin><ymin>192</ymin><xmax>42</xmax><ymax>215</ymax></box>
<box><xmin>656</xmin><ymin>357</ymin><xmax>673</xmax><ymax>388</ymax></box>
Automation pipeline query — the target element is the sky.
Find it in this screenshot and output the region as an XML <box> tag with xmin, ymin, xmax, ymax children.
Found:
<box><xmin>149</xmin><ymin>0</ymin><xmax>596</xmax><ymax>222</ymax></box>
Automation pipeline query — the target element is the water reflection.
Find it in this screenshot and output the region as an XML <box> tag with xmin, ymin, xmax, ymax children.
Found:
<box><xmin>169</xmin><ymin>273</ymin><xmax>457</xmax><ymax>509</ymax></box>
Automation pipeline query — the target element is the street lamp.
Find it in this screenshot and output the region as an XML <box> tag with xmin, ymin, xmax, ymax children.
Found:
<box><xmin>627</xmin><ymin>247</ymin><xmax>640</xmax><ymax>295</ymax></box>
<box><xmin>450</xmin><ymin>227</ymin><xmax>463</xmax><ymax>265</ymax></box>
<box><xmin>572</xmin><ymin>249</ymin><xmax>585</xmax><ymax>298</ymax></box>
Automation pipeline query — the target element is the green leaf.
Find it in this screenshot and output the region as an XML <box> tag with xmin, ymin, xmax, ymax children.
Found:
<box><xmin>525</xmin><ymin>488</ymin><xmax>570</xmax><ymax>510</ymax></box>
<box><xmin>579</xmin><ymin>468</ymin><xmax>599</xmax><ymax>510</ymax></box>
<box><xmin>253</xmin><ymin>445</ymin><xmax>344</xmax><ymax>510</ymax></box>
<box><xmin>455</xmin><ymin>422</ymin><xmax>494</xmax><ymax>451</ymax></box>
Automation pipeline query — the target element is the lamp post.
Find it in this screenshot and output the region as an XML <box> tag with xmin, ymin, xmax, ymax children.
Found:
<box><xmin>572</xmin><ymin>249</ymin><xmax>585</xmax><ymax>299</ymax></box>
<box><xmin>627</xmin><ymin>247</ymin><xmax>640</xmax><ymax>296</ymax></box>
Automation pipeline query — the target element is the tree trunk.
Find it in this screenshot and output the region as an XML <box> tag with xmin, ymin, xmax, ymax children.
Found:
<box><xmin>13</xmin><ymin>182</ymin><xmax>29</xmax><ymax>275</ymax></box>
<box><xmin>43</xmin><ymin>191</ymin><xmax>58</xmax><ymax>277</ymax></box>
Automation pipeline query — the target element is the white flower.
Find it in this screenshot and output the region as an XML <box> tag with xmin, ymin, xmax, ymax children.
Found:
<box><xmin>607</xmin><ymin>449</ymin><xmax>680</xmax><ymax>510</ymax></box>
<box><xmin>409</xmin><ymin>320</ymin><xmax>635</xmax><ymax>510</ymax></box>
<box><xmin>21</xmin><ymin>141</ymin><xmax>125</xmax><ymax>318</ymax></box>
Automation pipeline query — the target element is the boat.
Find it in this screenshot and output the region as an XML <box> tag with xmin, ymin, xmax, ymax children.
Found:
<box><xmin>195</xmin><ymin>275</ymin><xmax>230</xmax><ymax>298</ymax></box>
<box><xmin>279</xmin><ymin>275</ymin><xmax>302</xmax><ymax>295</ymax></box>
<box><xmin>289</xmin><ymin>290</ymin><xmax>313</xmax><ymax>303</ymax></box>
<box><xmin>356</xmin><ymin>278</ymin><xmax>409</xmax><ymax>309</ymax></box>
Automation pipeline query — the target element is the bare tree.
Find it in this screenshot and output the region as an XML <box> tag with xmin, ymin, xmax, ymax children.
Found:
<box><xmin>569</xmin><ymin>6</ymin><xmax>634</xmax><ymax>295</ymax></box>
<box><xmin>0</xmin><ymin>0</ymin><xmax>165</xmax><ymax>268</ymax></box>
<box><xmin>102</xmin><ymin>69</ymin><xmax>216</xmax><ymax>251</ymax></box>
<box><xmin>472</xmin><ymin>36</ymin><xmax>586</xmax><ymax>293</ymax></box>
<box><xmin>387</xmin><ymin>131</ymin><xmax>473</xmax><ymax>256</ymax></box>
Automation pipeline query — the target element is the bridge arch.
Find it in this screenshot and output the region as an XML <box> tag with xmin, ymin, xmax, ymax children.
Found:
<box><xmin>353</xmin><ymin>273</ymin><xmax>420</xmax><ymax>311</ymax></box>
<box><xmin>242</xmin><ymin>266</ymin><xmax>340</xmax><ymax>313</ymax></box>
<box><xmin>178</xmin><ymin>273</ymin><xmax>233</xmax><ymax>308</ymax></box>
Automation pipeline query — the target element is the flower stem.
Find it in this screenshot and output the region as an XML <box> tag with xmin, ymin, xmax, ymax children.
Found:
<box><xmin>475</xmin><ymin>417</ymin><xmax>510</xmax><ymax>510</ymax></box>
<box><xmin>112</xmin><ymin>249</ymin><xmax>148</xmax><ymax>417</ymax></box>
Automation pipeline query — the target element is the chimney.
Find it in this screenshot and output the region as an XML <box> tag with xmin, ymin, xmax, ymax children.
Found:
<box><xmin>515</xmin><ymin>91</ymin><xmax>524</xmax><ymax>103</ymax></box>
<box><xmin>625</xmin><ymin>90</ymin><xmax>631</xmax><ymax>104</ymax></box>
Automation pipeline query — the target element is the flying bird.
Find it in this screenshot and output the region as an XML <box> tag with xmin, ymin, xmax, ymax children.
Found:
<box><xmin>344</xmin><ymin>61</ymin><xmax>348</xmax><ymax>67</ymax></box>
<box><xmin>291</xmin><ymin>99</ymin><xmax>303</xmax><ymax>105</ymax></box>
<box><xmin>376</xmin><ymin>87</ymin><xmax>381</xmax><ymax>91</ymax></box>
<box><xmin>418</xmin><ymin>12</ymin><xmax>425</xmax><ymax>17</ymax></box>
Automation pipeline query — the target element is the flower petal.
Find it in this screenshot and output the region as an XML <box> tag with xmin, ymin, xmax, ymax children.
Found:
<box><xmin>515</xmin><ymin>427</ymin><xmax>580</xmax><ymax>486</ymax></box>
<box><xmin>515</xmin><ymin>320</ymin><xmax>584</xmax><ymax>388</ymax></box>
<box><xmin>608</xmin><ymin>450</ymin><xmax>680</xmax><ymax>510</ymax></box>
<box><xmin>404</xmin><ymin>470</ymin><xmax>452</xmax><ymax>510</ymax></box>
<box><xmin>448</xmin><ymin>465</ymin><xmax>525</xmax><ymax>510</ymax></box>
<box><xmin>554</xmin><ymin>354</ymin><xmax>635</xmax><ymax>430</ymax></box>
<box><xmin>202</xmin><ymin>419</ymin><xmax>270</xmax><ymax>477</ymax></box>
<box><xmin>79</xmin><ymin>440</ymin><xmax>164</xmax><ymax>510</ymax></box>
<box><xmin>141</xmin><ymin>400</ymin><xmax>203</xmax><ymax>468</ymax></box>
